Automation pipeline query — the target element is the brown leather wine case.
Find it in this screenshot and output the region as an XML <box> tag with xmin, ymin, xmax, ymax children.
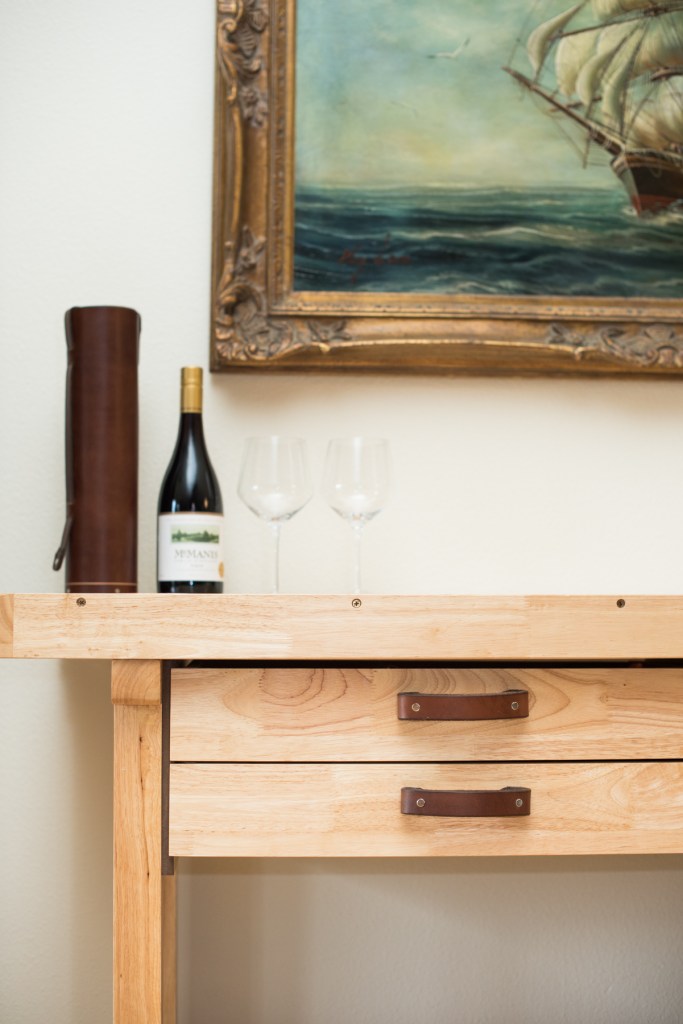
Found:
<box><xmin>53</xmin><ymin>306</ymin><xmax>140</xmax><ymax>593</ymax></box>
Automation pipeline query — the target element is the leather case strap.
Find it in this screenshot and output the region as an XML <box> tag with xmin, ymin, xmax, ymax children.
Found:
<box><xmin>397</xmin><ymin>689</ymin><xmax>528</xmax><ymax>721</ymax></box>
<box><xmin>401</xmin><ymin>786</ymin><xmax>531</xmax><ymax>817</ymax></box>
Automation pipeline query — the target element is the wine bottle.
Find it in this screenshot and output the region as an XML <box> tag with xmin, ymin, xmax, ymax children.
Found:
<box><xmin>157</xmin><ymin>367</ymin><xmax>224</xmax><ymax>593</ymax></box>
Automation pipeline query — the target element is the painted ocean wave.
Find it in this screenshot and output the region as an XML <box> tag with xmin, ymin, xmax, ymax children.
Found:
<box><xmin>293</xmin><ymin>185</ymin><xmax>683</xmax><ymax>297</ymax></box>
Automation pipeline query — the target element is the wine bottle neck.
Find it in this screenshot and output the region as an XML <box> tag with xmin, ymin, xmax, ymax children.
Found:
<box><xmin>177</xmin><ymin>411</ymin><xmax>206</xmax><ymax>443</ymax></box>
<box><xmin>181</xmin><ymin>380</ymin><xmax>202</xmax><ymax>414</ymax></box>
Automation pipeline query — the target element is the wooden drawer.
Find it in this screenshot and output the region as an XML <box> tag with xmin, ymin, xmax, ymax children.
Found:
<box><xmin>170</xmin><ymin>665</ymin><xmax>683</xmax><ymax>762</ymax></box>
<box><xmin>169</xmin><ymin>761</ymin><xmax>683</xmax><ymax>857</ymax></box>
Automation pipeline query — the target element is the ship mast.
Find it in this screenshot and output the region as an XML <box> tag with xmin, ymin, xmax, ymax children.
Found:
<box><xmin>505</xmin><ymin>2</ymin><xmax>683</xmax><ymax>160</ymax></box>
<box><xmin>503</xmin><ymin>66</ymin><xmax>624</xmax><ymax>155</ymax></box>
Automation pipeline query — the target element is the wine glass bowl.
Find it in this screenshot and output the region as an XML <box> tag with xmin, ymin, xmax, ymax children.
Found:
<box><xmin>325</xmin><ymin>486</ymin><xmax>387</xmax><ymax>524</ymax></box>
<box><xmin>322</xmin><ymin>437</ymin><xmax>391</xmax><ymax>593</ymax></box>
<box><xmin>238</xmin><ymin>436</ymin><xmax>312</xmax><ymax>593</ymax></box>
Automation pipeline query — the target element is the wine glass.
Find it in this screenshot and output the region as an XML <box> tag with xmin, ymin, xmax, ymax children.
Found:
<box><xmin>322</xmin><ymin>437</ymin><xmax>392</xmax><ymax>594</ymax></box>
<box><xmin>237</xmin><ymin>436</ymin><xmax>312</xmax><ymax>593</ymax></box>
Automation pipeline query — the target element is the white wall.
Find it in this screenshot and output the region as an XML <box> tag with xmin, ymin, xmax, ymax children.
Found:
<box><xmin>1</xmin><ymin>3</ymin><xmax>683</xmax><ymax>1022</ymax></box>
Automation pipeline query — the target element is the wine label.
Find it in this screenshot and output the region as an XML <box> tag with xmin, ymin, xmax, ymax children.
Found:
<box><xmin>158</xmin><ymin>512</ymin><xmax>225</xmax><ymax>583</ymax></box>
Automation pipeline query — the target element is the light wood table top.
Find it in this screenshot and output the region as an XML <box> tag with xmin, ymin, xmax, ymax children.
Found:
<box><xmin>2</xmin><ymin>592</ymin><xmax>683</xmax><ymax>661</ymax></box>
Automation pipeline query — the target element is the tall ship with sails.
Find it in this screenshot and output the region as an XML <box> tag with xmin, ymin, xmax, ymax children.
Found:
<box><xmin>505</xmin><ymin>1</ymin><xmax>683</xmax><ymax>214</ymax></box>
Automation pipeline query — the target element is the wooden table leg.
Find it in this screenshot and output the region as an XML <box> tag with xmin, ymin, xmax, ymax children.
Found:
<box><xmin>112</xmin><ymin>660</ymin><xmax>175</xmax><ymax>1024</ymax></box>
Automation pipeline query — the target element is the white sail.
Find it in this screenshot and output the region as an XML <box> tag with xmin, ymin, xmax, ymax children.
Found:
<box><xmin>563</xmin><ymin>21</ymin><xmax>640</xmax><ymax>110</ymax></box>
<box><xmin>576</xmin><ymin>46</ymin><xmax>617</xmax><ymax>105</ymax></box>
<box><xmin>527</xmin><ymin>3</ymin><xmax>586</xmax><ymax>75</ymax></box>
<box><xmin>589</xmin><ymin>23</ymin><xmax>643</xmax><ymax>126</ymax></box>
<box><xmin>512</xmin><ymin>0</ymin><xmax>683</xmax><ymax>213</ymax></box>
<box><xmin>596</xmin><ymin>20</ymin><xmax>641</xmax><ymax>58</ymax></box>
<box><xmin>521</xmin><ymin>0</ymin><xmax>683</xmax><ymax>150</ymax></box>
<box><xmin>555</xmin><ymin>29</ymin><xmax>600</xmax><ymax>96</ymax></box>
<box><xmin>629</xmin><ymin>78</ymin><xmax>683</xmax><ymax>148</ymax></box>
<box><xmin>591</xmin><ymin>0</ymin><xmax>658</xmax><ymax>17</ymax></box>
<box><xmin>601</xmin><ymin>43</ymin><xmax>638</xmax><ymax>126</ymax></box>
<box><xmin>632</xmin><ymin>14</ymin><xmax>683</xmax><ymax>76</ymax></box>
<box><xmin>594</xmin><ymin>15</ymin><xmax>683</xmax><ymax>130</ymax></box>
<box><xmin>652</xmin><ymin>76</ymin><xmax>683</xmax><ymax>144</ymax></box>
<box><xmin>628</xmin><ymin>108</ymin><xmax>663</xmax><ymax>148</ymax></box>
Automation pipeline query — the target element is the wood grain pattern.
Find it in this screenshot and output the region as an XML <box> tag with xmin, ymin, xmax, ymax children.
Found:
<box><xmin>7</xmin><ymin>595</ymin><xmax>680</xmax><ymax>1019</ymax></box>
<box><xmin>112</xmin><ymin>661</ymin><xmax>175</xmax><ymax>1024</ymax></box>
<box><xmin>169</xmin><ymin>761</ymin><xmax>683</xmax><ymax>857</ymax></box>
<box><xmin>170</xmin><ymin>665</ymin><xmax>683</xmax><ymax>762</ymax></box>
<box><xmin>7</xmin><ymin>593</ymin><xmax>683</xmax><ymax>661</ymax></box>
<box><xmin>0</xmin><ymin>593</ymin><xmax>13</xmax><ymax>657</ymax></box>
<box><xmin>112</xmin><ymin>659</ymin><xmax>163</xmax><ymax>706</ymax></box>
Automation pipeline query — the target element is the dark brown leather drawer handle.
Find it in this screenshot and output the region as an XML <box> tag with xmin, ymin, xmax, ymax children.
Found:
<box><xmin>401</xmin><ymin>786</ymin><xmax>531</xmax><ymax>817</ymax></box>
<box><xmin>397</xmin><ymin>689</ymin><xmax>528</xmax><ymax>721</ymax></box>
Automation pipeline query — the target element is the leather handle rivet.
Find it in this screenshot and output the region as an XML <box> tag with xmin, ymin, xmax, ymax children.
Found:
<box><xmin>411</xmin><ymin>702</ymin><xmax>421</xmax><ymax>712</ymax></box>
<box><xmin>511</xmin><ymin>701</ymin><xmax>519</xmax><ymax>711</ymax></box>
<box><xmin>416</xmin><ymin>797</ymin><xmax>426</xmax><ymax>808</ymax></box>
<box><xmin>515</xmin><ymin>798</ymin><xmax>523</xmax><ymax>808</ymax></box>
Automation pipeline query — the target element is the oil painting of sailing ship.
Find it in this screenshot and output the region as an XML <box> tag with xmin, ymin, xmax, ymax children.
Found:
<box><xmin>506</xmin><ymin>1</ymin><xmax>683</xmax><ymax>215</ymax></box>
<box><xmin>293</xmin><ymin>0</ymin><xmax>682</xmax><ymax>298</ymax></box>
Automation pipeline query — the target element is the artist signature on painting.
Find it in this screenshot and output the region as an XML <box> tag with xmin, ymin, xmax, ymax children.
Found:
<box><xmin>338</xmin><ymin>234</ymin><xmax>412</xmax><ymax>284</ymax></box>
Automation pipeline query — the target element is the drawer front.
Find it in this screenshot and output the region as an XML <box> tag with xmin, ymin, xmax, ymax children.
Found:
<box><xmin>169</xmin><ymin>761</ymin><xmax>683</xmax><ymax>857</ymax></box>
<box><xmin>170</xmin><ymin>666</ymin><xmax>683</xmax><ymax>762</ymax></box>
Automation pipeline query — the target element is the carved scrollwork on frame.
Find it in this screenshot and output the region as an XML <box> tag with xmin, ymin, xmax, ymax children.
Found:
<box><xmin>216</xmin><ymin>295</ymin><xmax>351</xmax><ymax>364</ymax></box>
<box><xmin>215</xmin><ymin>228</ymin><xmax>351</xmax><ymax>364</ymax></box>
<box><xmin>547</xmin><ymin>324</ymin><xmax>683</xmax><ymax>369</ymax></box>
<box><xmin>216</xmin><ymin>0</ymin><xmax>268</xmax><ymax>127</ymax></box>
<box><xmin>210</xmin><ymin>0</ymin><xmax>683</xmax><ymax>376</ymax></box>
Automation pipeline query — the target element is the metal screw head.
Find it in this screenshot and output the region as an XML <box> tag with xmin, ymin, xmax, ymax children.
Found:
<box><xmin>76</xmin><ymin>597</ymin><xmax>86</xmax><ymax>607</ymax></box>
<box><xmin>511</xmin><ymin>701</ymin><xmax>519</xmax><ymax>711</ymax></box>
<box><xmin>617</xmin><ymin>598</ymin><xmax>626</xmax><ymax>608</ymax></box>
<box><xmin>515</xmin><ymin>798</ymin><xmax>524</xmax><ymax>808</ymax></box>
<box><xmin>351</xmin><ymin>598</ymin><xmax>362</xmax><ymax>608</ymax></box>
<box><xmin>411</xmin><ymin>702</ymin><xmax>421</xmax><ymax>713</ymax></box>
<box><xmin>416</xmin><ymin>797</ymin><xmax>426</xmax><ymax>808</ymax></box>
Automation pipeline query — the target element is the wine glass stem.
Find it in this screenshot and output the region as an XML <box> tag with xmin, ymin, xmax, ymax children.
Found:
<box><xmin>269</xmin><ymin>521</ymin><xmax>282</xmax><ymax>594</ymax></box>
<box><xmin>351</xmin><ymin>522</ymin><xmax>363</xmax><ymax>595</ymax></box>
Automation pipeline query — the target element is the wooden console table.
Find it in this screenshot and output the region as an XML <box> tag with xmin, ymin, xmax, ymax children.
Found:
<box><xmin>3</xmin><ymin>593</ymin><xmax>683</xmax><ymax>1023</ymax></box>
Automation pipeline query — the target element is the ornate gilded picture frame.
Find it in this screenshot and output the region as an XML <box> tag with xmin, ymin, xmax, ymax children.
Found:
<box><xmin>211</xmin><ymin>0</ymin><xmax>683</xmax><ymax>375</ymax></box>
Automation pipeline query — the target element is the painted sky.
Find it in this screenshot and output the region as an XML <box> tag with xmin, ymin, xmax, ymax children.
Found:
<box><xmin>295</xmin><ymin>0</ymin><xmax>615</xmax><ymax>189</ymax></box>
